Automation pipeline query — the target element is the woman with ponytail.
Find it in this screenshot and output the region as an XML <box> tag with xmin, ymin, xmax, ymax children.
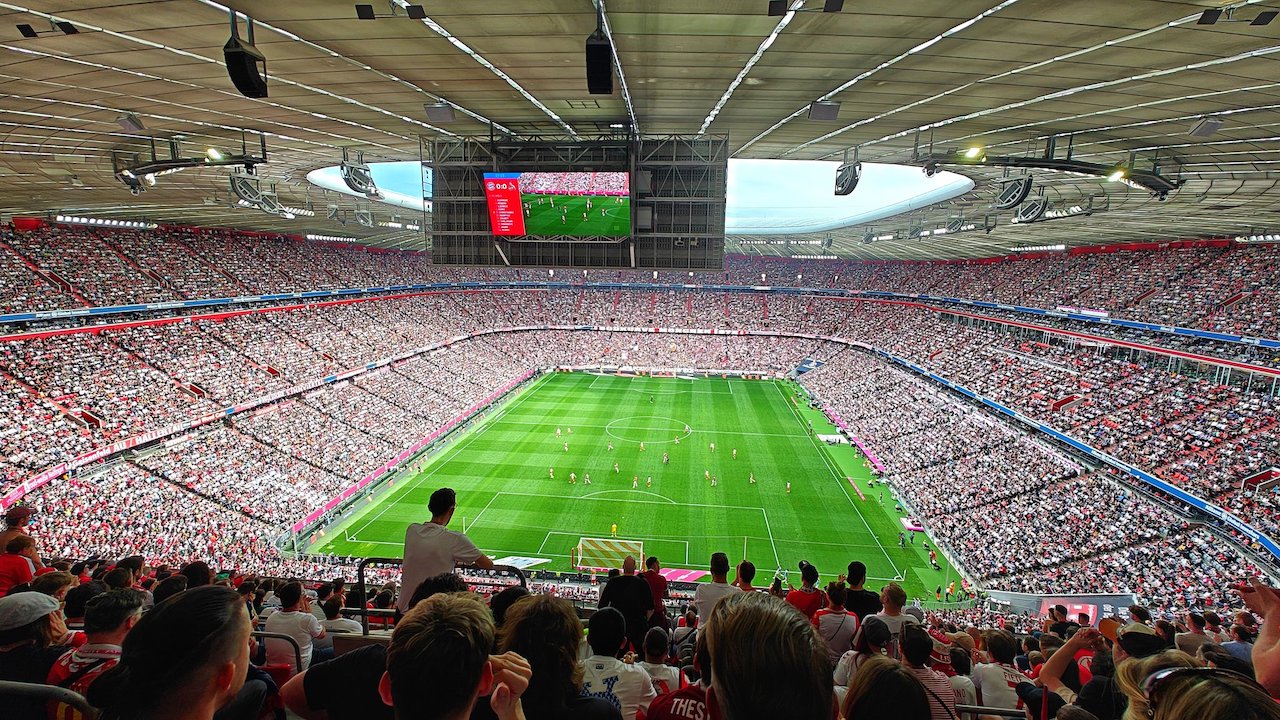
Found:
<box><xmin>88</xmin><ymin>585</ymin><xmax>251</xmax><ymax>720</ymax></box>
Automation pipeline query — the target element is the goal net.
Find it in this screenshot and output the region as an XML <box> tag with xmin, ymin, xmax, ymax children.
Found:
<box><xmin>575</xmin><ymin>537</ymin><xmax>644</xmax><ymax>571</ymax></box>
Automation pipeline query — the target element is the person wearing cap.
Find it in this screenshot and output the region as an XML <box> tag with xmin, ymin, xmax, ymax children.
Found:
<box><xmin>785</xmin><ymin>561</ymin><xmax>825</xmax><ymax>621</ymax></box>
<box><xmin>0</xmin><ymin>506</ymin><xmax>43</xmax><ymax>572</ymax></box>
<box><xmin>0</xmin><ymin>592</ymin><xmax>73</xmax><ymax>719</ymax></box>
<box><xmin>0</xmin><ymin>534</ymin><xmax>40</xmax><ymax>595</ymax></box>
<box><xmin>834</xmin><ymin>615</ymin><xmax>892</xmax><ymax>705</ymax></box>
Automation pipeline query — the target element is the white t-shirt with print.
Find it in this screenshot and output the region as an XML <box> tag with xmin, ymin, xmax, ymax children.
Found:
<box><xmin>581</xmin><ymin>654</ymin><xmax>657</xmax><ymax>719</ymax></box>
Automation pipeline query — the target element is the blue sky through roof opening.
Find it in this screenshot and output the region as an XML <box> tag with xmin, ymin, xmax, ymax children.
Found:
<box><xmin>306</xmin><ymin>159</ymin><xmax>972</xmax><ymax>234</ymax></box>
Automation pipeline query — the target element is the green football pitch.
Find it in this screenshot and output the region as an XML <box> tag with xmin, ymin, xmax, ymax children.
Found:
<box><xmin>311</xmin><ymin>373</ymin><xmax>960</xmax><ymax>602</ymax></box>
<box><xmin>520</xmin><ymin>194</ymin><xmax>630</xmax><ymax>237</ymax></box>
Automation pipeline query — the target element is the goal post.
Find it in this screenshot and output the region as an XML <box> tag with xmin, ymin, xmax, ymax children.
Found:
<box><xmin>576</xmin><ymin>537</ymin><xmax>644</xmax><ymax>571</ymax></box>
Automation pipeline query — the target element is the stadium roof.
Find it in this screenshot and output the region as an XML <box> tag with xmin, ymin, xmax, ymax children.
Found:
<box><xmin>0</xmin><ymin>0</ymin><xmax>1277</xmax><ymax>259</ymax></box>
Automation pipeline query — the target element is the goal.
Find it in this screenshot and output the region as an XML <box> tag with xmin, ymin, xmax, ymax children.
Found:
<box><xmin>575</xmin><ymin>537</ymin><xmax>644</xmax><ymax>571</ymax></box>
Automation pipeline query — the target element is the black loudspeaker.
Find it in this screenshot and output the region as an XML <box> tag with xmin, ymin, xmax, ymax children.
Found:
<box><xmin>586</xmin><ymin>33</ymin><xmax>613</xmax><ymax>95</ymax></box>
<box><xmin>835</xmin><ymin>161</ymin><xmax>861</xmax><ymax>196</ymax></box>
<box><xmin>224</xmin><ymin>35</ymin><xmax>268</xmax><ymax>98</ymax></box>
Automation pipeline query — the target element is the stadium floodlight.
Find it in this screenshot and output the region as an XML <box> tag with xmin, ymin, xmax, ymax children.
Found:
<box><xmin>1106</xmin><ymin>164</ymin><xmax>1128</xmax><ymax>182</ymax></box>
<box><xmin>1198</xmin><ymin>8</ymin><xmax>1223</xmax><ymax>24</ymax></box>
<box><xmin>963</xmin><ymin>146</ymin><xmax>984</xmax><ymax>159</ymax></box>
<box><xmin>206</xmin><ymin>148</ymin><xmax>226</xmax><ymax>161</ymax></box>
<box><xmin>16</xmin><ymin>20</ymin><xmax>78</xmax><ymax>37</ymax></box>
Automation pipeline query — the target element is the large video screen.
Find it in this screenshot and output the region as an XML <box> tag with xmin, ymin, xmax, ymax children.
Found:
<box><xmin>483</xmin><ymin>171</ymin><xmax>630</xmax><ymax>238</ymax></box>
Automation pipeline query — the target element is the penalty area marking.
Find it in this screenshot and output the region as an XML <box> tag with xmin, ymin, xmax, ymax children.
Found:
<box><xmin>580</xmin><ymin>489</ymin><xmax>678</xmax><ymax>504</ymax></box>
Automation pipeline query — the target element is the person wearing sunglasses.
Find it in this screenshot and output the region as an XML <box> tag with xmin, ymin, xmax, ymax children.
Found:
<box><xmin>1116</xmin><ymin>651</ymin><xmax>1280</xmax><ymax>720</ymax></box>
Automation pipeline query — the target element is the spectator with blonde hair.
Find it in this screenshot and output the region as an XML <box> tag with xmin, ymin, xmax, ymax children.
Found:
<box><xmin>1115</xmin><ymin>650</ymin><xmax>1279</xmax><ymax>720</ymax></box>
<box><xmin>704</xmin><ymin>591</ymin><xmax>833</xmax><ymax>720</ymax></box>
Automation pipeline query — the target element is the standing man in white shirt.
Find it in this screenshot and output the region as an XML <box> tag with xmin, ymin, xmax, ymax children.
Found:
<box><xmin>264</xmin><ymin>581</ymin><xmax>325</xmax><ymax>672</ymax></box>
<box><xmin>693</xmin><ymin>552</ymin><xmax>741</xmax><ymax>628</ymax></box>
<box><xmin>398</xmin><ymin>488</ymin><xmax>494</xmax><ymax>613</ymax></box>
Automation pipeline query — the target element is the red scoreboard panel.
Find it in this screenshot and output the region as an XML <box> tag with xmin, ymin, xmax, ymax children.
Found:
<box><xmin>483</xmin><ymin>172</ymin><xmax>526</xmax><ymax>236</ymax></box>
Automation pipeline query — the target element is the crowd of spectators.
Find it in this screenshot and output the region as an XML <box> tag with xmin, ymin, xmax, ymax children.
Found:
<box><xmin>0</xmin><ymin>225</ymin><xmax>1276</xmax><ymax>631</ymax></box>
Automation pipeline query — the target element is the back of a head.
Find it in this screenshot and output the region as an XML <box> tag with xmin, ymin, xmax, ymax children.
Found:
<box><xmin>31</xmin><ymin>571</ymin><xmax>76</xmax><ymax>597</ymax></box>
<box><xmin>489</xmin><ymin>585</ymin><xmax>529</xmax><ymax>627</ymax></box>
<box><xmin>826</xmin><ymin>582</ymin><xmax>846</xmax><ymax>608</ymax></box>
<box><xmin>103</xmin><ymin>567</ymin><xmax>133</xmax><ymax>590</ymax></box>
<box><xmin>64</xmin><ymin>581</ymin><xmax>107</xmax><ymax>619</ymax></box>
<box><xmin>499</xmin><ymin>594</ymin><xmax>584</xmax><ymax>712</ymax></box>
<box><xmin>277</xmin><ymin>581</ymin><xmax>303</xmax><ymax>608</ymax></box>
<box><xmin>799</xmin><ymin>561</ymin><xmax>819</xmax><ymax>587</ymax></box>
<box><xmin>407</xmin><ymin>572</ymin><xmax>470</xmax><ymax>610</ymax></box>
<box><xmin>1122</xmin><ymin>654</ymin><xmax>1280</xmax><ymax>720</ymax></box>
<box><xmin>152</xmin><ymin>575</ymin><xmax>189</xmax><ymax>606</ymax></box>
<box><xmin>644</xmin><ymin>626</ymin><xmax>669</xmax><ymax>660</ymax></box>
<box><xmin>84</xmin><ymin>589</ymin><xmax>144</xmax><ymax>635</ymax></box>
<box><xmin>846</xmin><ymin>561</ymin><xmax>867</xmax><ymax>585</ymax></box>
<box><xmin>710</xmin><ymin>552</ymin><xmax>729</xmax><ymax>576</ymax></box>
<box><xmin>842</xmin><ymin>655</ymin><xmax>930</xmax><ymax>720</ymax></box>
<box><xmin>88</xmin><ymin>585</ymin><xmax>248</xmax><ymax>717</ymax></box>
<box><xmin>738</xmin><ymin>561</ymin><xmax>756</xmax><ymax>584</ymax></box>
<box><xmin>386</xmin><ymin>592</ymin><xmax>492</xmax><ymax>720</ymax></box>
<box><xmin>949</xmin><ymin>647</ymin><xmax>972</xmax><ymax>676</ymax></box>
<box><xmin>706</xmin><ymin>591</ymin><xmax>832</xmax><ymax>720</ymax></box>
<box><xmin>116</xmin><ymin>555</ymin><xmax>144</xmax><ymax>576</ymax></box>
<box><xmin>986</xmin><ymin>630</ymin><xmax>1018</xmax><ymax>665</ymax></box>
<box><xmin>882</xmin><ymin>582</ymin><xmax>907</xmax><ymax>610</ymax></box>
<box><xmin>180</xmin><ymin>561</ymin><xmax>213</xmax><ymax>588</ymax></box>
<box><xmin>5</xmin><ymin>534</ymin><xmax>34</xmax><ymax>554</ymax></box>
<box><xmin>901</xmin><ymin>625</ymin><xmax>935</xmax><ymax>667</ymax></box>
<box><xmin>428</xmin><ymin>487</ymin><xmax>457</xmax><ymax>517</ymax></box>
<box><xmin>646</xmin><ymin>556</ymin><xmax>660</xmax><ymax>571</ymax></box>
<box><xmin>587</xmin><ymin>606</ymin><xmax>626</xmax><ymax>657</ymax></box>
<box><xmin>322</xmin><ymin>597</ymin><xmax>343</xmax><ymax>620</ymax></box>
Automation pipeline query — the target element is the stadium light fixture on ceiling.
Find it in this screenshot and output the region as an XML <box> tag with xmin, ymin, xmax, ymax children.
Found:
<box><xmin>768</xmin><ymin>0</ymin><xmax>843</xmax><ymax>14</ymax></box>
<box><xmin>114</xmin><ymin>113</ymin><xmax>146</xmax><ymax>132</ymax></box>
<box><xmin>114</xmin><ymin>130</ymin><xmax>267</xmax><ymax>195</ymax></box>
<box><xmin>1106</xmin><ymin>164</ymin><xmax>1128</xmax><ymax>182</ymax></box>
<box><xmin>54</xmin><ymin>214</ymin><xmax>156</xmax><ymax>229</ymax></box>
<box><xmin>963</xmin><ymin>146</ymin><xmax>985</xmax><ymax>159</ymax></box>
<box><xmin>355</xmin><ymin>3</ymin><xmax>426</xmax><ymax>20</ymax></box>
<box><xmin>305</xmin><ymin>233</ymin><xmax>358</xmax><ymax>243</ymax></box>
<box><xmin>1198</xmin><ymin>6</ymin><xmax>1277</xmax><ymax>24</ymax></box>
<box><xmin>1013</xmin><ymin>244</ymin><xmax>1066</xmax><ymax>252</ymax></box>
<box><xmin>15</xmin><ymin>20</ymin><xmax>78</xmax><ymax>37</ymax></box>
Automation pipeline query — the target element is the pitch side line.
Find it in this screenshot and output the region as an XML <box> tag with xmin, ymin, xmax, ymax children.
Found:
<box><xmin>346</xmin><ymin>374</ymin><xmax>547</xmax><ymax>541</ymax></box>
<box><xmin>773</xmin><ymin>381</ymin><xmax>902</xmax><ymax>579</ymax></box>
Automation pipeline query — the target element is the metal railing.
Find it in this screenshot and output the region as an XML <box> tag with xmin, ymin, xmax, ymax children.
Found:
<box><xmin>0</xmin><ymin>680</ymin><xmax>98</xmax><ymax>719</ymax></box>
<box><xmin>252</xmin><ymin>630</ymin><xmax>303</xmax><ymax>671</ymax></box>
<box><xmin>352</xmin><ymin>557</ymin><xmax>528</xmax><ymax>634</ymax></box>
<box><xmin>956</xmin><ymin>705</ymin><xmax>1026</xmax><ymax>718</ymax></box>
